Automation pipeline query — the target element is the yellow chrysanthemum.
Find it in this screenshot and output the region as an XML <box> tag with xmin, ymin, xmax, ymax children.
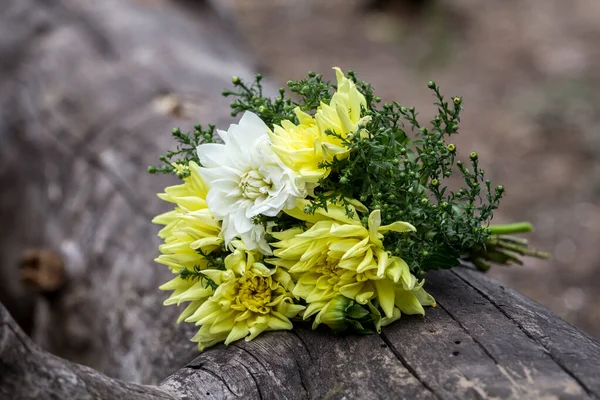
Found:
<box><xmin>268</xmin><ymin>67</ymin><xmax>368</xmax><ymax>188</ymax></box>
<box><xmin>153</xmin><ymin>161</ymin><xmax>224</xmax><ymax>323</ymax></box>
<box><xmin>152</xmin><ymin>161</ymin><xmax>223</xmax><ymax>273</ymax></box>
<box><xmin>270</xmin><ymin>206</ymin><xmax>435</xmax><ymax>329</ymax></box>
<box><xmin>315</xmin><ymin>67</ymin><xmax>368</xmax><ymax>157</ymax></box>
<box><xmin>269</xmin><ymin>108</ymin><xmax>324</xmax><ymax>186</ymax></box>
<box><xmin>185</xmin><ymin>249</ymin><xmax>305</xmax><ymax>350</ymax></box>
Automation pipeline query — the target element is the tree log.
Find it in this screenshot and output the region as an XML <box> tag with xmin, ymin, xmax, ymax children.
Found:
<box><xmin>1</xmin><ymin>0</ymin><xmax>600</xmax><ymax>399</ymax></box>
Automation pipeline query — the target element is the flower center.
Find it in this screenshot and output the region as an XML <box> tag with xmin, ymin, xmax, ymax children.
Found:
<box><xmin>237</xmin><ymin>275</ymin><xmax>272</xmax><ymax>313</ymax></box>
<box><xmin>239</xmin><ymin>170</ymin><xmax>273</xmax><ymax>200</ymax></box>
<box><xmin>316</xmin><ymin>257</ymin><xmax>347</xmax><ymax>291</ymax></box>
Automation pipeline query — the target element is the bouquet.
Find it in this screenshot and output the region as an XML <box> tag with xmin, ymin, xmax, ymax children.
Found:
<box><xmin>149</xmin><ymin>68</ymin><xmax>547</xmax><ymax>350</ymax></box>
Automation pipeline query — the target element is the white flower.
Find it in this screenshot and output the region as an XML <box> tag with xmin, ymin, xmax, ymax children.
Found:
<box><xmin>197</xmin><ymin>111</ymin><xmax>305</xmax><ymax>254</ymax></box>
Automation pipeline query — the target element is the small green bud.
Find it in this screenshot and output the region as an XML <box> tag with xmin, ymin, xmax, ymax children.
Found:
<box><xmin>420</xmin><ymin>198</ymin><xmax>429</xmax><ymax>205</ymax></box>
<box><xmin>286</xmin><ymin>80</ymin><xmax>294</xmax><ymax>87</ymax></box>
<box><xmin>374</xmin><ymin>96</ymin><xmax>382</xmax><ymax>102</ymax></box>
<box><xmin>444</xmin><ymin>170</ymin><xmax>452</xmax><ymax>177</ymax></box>
<box><xmin>221</xmin><ymin>90</ymin><xmax>231</xmax><ymax>97</ymax></box>
<box><xmin>421</xmin><ymin>250</ymin><xmax>429</xmax><ymax>257</ymax></box>
<box><xmin>427</xmin><ymin>81</ymin><xmax>436</xmax><ymax>89</ymax></box>
<box><xmin>172</xmin><ymin>127</ymin><xmax>181</xmax><ymax>135</ymax></box>
<box><xmin>359</xmin><ymin>195</ymin><xmax>367</xmax><ymax>202</ymax></box>
<box><xmin>255</xmin><ymin>73</ymin><xmax>262</xmax><ymax>81</ymax></box>
<box><xmin>496</xmin><ymin>185</ymin><xmax>505</xmax><ymax>193</ymax></box>
<box><xmin>453</xmin><ymin>97</ymin><xmax>462</xmax><ymax>105</ymax></box>
<box><xmin>441</xmin><ymin>201</ymin><xmax>449</xmax><ymax>209</ymax></box>
<box><xmin>307</xmin><ymin>71</ymin><xmax>316</xmax><ymax>78</ymax></box>
<box><xmin>400</xmin><ymin>107</ymin><xmax>407</xmax><ymax>113</ymax></box>
<box><xmin>148</xmin><ymin>165</ymin><xmax>157</xmax><ymax>173</ymax></box>
<box><xmin>275</xmin><ymin>97</ymin><xmax>283</xmax><ymax>104</ymax></box>
<box><xmin>301</xmin><ymin>85</ymin><xmax>310</xmax><ymax>94</ymax></box>
<box><xmin>469</xmin><ymin>152</ymin><xmax>478</xmax><ymax>161</ymax></box>
<box><xmin>373</xmin><ymin>203</ymin><xmax>381</xmax><ymax>210</ymax></box>
<box><xmin>339</xmin><ymin>176</ymin><xmax>349</xmax><ymax>185</ymax></box>
<box><xmin>258</xmin><ymin>105</ymin><xmax>267</xmax><ymax>113</ymax></box>
<box><xmin>231</xmin><ymin>76</ymin><xmax>241</xmax><ymax>85</ymax></box>
<box><xmin>431</xmin><ymin>179</ymin><xmax>439</xmax><ymax>187</ymax></box>
<box><xmin>388</xmin><ymin>194</ymin><xmax>396</xmax><ymax>201</ymax></box>
<box><xmin>375</xmin><ymin>192</ymin><xmax>382</xmax><ymax>199</ymax></box>
<box><xmin>456</xmin><ymin>161</ymin><xmax>463</xmax><ymax>167</ymax></box>
<box><xmin>400</xmin><ymin>148</ymin><xmax>407</xmax><ymax>155</ymax></box>
<box><xmin>452</xmin><ymin>124</ymin><xmax>459</xmax><ymax>131</ymax></box>
<box><xmin>409</xmin><ymin>107</ymin><xmax>415</xmax><ymax>113</ymax></box>
<box><xmin>447</xmin><ymin>143</ymin><xmax>456</xmax><ymax>152</ymax></box>
<box><xmin>421</xmin><ymin>127</ymin><xmax>429</xmax><ymax>134</ymax></box>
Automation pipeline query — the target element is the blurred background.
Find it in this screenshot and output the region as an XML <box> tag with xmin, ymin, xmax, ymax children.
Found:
<box><xmin>225</xmin><ymin>0</ymin><xmax>600</xmax><ymax>337</ymax></box>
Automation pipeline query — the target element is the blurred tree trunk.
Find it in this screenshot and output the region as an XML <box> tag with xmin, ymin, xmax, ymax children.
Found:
<box><xmin>0</xmin><ymin>0</ymin><xmax>254</xmax><ymax>383</ymax></box>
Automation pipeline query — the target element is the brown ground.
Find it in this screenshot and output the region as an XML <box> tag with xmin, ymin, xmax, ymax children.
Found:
<box><xmin>229</xmin><ymin>0</ymin><xmax>600</xmax><ymax>337</ymax></box>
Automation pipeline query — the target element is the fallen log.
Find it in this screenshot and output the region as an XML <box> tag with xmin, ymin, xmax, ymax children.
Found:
<box><xmin>0</xmin><ymin>0</ymin><xmax>599</xmax><ymax>399</ymax></box>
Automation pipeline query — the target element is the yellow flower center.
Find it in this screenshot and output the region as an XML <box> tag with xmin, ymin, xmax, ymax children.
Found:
<box><xmin>316</xmin><ymin>256</ymin><xmax>348</xmax><ymax>293</ymax></box>
<box><xmin>236</xmin><ymin>275</ymin><xmax>272</xmax><ymax>314</ymax></box>
<box><xmin>239</xmin><ymin>170</ymin><xmax>272</xmax><ymax>200</ymax></box>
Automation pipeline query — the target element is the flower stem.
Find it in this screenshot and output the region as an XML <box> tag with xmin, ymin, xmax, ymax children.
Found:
<box><xmin>488</xmin><ymin>222</ymin><xmax>533</xmax><ymax>235</ymax></box>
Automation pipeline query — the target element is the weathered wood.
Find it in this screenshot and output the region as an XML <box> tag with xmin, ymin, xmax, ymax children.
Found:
<box><xmin>157</xmin><ymin>268</ymin><xmax>600</xmax><ymax>400</ymax></box>
<box><xmin>0</xmin><ymin>302</ymin><xmax>178</xmax><ymax>400</ymax></box>
<box><xmin>1</xmin><ymin>0</ymin><xmax>600</xmax><ymax>399</ymax></box>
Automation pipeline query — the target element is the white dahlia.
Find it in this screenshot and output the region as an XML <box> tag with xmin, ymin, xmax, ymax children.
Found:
<box><xmin>197</xmin><ymin>111</ymin><xmax>305</xmax><ymax>254</ymax></box>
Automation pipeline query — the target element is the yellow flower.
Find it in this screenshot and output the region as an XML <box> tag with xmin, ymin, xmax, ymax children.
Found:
<box><xmin>153</xmin><ymin>161</ymin><xmax>224</xmax><ymax>324</ymax></box>
<box><xmin>315</xmin><ymin>67</ymin><xmax>368</xmax><ymax>158</ymax></box>
<box><xmin>152</xmin><ymin>161</ymin><xmax>223</xmax><ymax>273</ymax></box>
<box><xmin>269</xmin><ymin>108</ymin><xmax>324</xmax><ymax>186</ymax></box>
<box><xmin>271</xmin><ymin>207</ymin><xmax>435</xmax><ymax>329</ymax></box>
<box><xmin>185</xmin><ymin>250</ymin><xmax>305</xmax><ymax>350</ymax></box>
<box><xmin>268</xmin><ymin>67</ymin><xmax>368</xmax><ymax>188</ymax></box>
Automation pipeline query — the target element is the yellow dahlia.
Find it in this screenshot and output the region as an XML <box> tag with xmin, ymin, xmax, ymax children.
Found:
<box><xmin>152</xmin><ymin>161</ymin><xmax>223</xmax><ymax>273</ymax></box>
<box><xmin>315</xmin><ymin>67</ymin><xmax>368</xmax><ymax>158</ymax></box>
<box><xmin>153</xmin><ymin>161</ymin><xmax>224</xmax><ymax>323</ymax></box>
<box><xmin>269</xmin><ymin>108</ymin><xmax>324</xmax><ymax>186</ymax></box>
<box><xmin>271</xmin><ymin>208</ymin><xmax>435</xmax><ymax>329</ymax></box>
<box><xmin>185</xmin><ymin>249</ymin><xmax>305</xmax><ymax>350</ymax></box>
<box><xmin>268</xmin><ymin>67</ymin><xmax>368</xmax><ymax>188</ymax></box>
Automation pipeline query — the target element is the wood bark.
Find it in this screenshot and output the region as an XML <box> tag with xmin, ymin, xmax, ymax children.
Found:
<box><xmin>1</xmin><ymin>1</ymin><xmax>599</xmax><ymax>399</ymax></box>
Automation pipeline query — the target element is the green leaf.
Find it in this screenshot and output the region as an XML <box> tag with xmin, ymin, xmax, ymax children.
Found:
<box><xmin>346</xmin><ymin>304</ymin><xmax>370</xmax><ymax>319</ymax></box>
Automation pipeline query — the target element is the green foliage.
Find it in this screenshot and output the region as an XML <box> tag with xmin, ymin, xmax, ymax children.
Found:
<box><xmin>308</xmin><ymin>78</ymin><xmax>506</xmax><ymax>277</ymax></box>
<box><xmin>179</xmin><ymin>265</ymin><xmax>218</xmax><ymax>290</ymax></box>
<box><xmin>148</xmin><ymin>125</ymin><xmax>215</xmax><ymax>178</ymax></box>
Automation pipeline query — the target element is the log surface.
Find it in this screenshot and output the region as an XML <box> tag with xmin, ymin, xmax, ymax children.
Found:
<box><xmin>0</xmin><ymin>0</ymin><xmax>599</xmax><ymax>399</ymax></box>
<box><xmin>159</xmin><ymin>268</ymin><xmax>600</xmax><ymax>400</ymax></box>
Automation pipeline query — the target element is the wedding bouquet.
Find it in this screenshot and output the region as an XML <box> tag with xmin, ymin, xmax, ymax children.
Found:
<box><xmin>150</xmin><ymin>68</ymin><xmax>547</xmax><ymax>350</ymax></box>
